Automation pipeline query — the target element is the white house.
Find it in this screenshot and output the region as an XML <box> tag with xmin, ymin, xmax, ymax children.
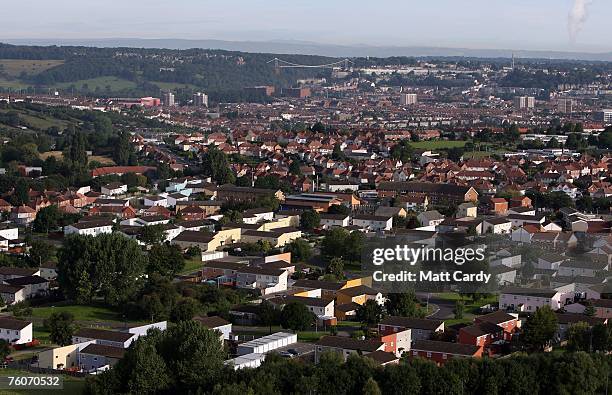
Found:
<box><xmin>72</xmin><ymin>328</ymin><xmax>135</xmax><ymax>349</ymax></box>
<box><xmin>242</xmin><ymin>208</ymin><xmax>275</xmax><ymax>225</ymax></box>
<box><xmin>417</xmin><ymin>211</ymin><xmax>445</xmax><ymax>227</ymax></box>
<box><xmin>64</xmin><ymin>219</ymin><xmax>114</xmax><ymax>236</ymax></box>
<box><xmin>0</xmin><ymin>317</ymin><xmax>32</xmax><ymax>345</ymax></box>
<box><xmin>0</xmin><ymin>225</ymin><xmax>19</xmax><ymax>241</ymax></box>
<box><xmin>499</xmin><ymin>286</ymin><xmax>574</xmax><ymax>312</ymax></box>
<box><xmin>319</xmin><ymin>213</ymin><xmax>350</xmax><ymax>229</ymax></box>
<box><xmin>143</xmin><ymin>195</ymin><xmax>168</xmax><ymax>207</ymax></box>
<box><xmin>166</xmin><ymin>192</ymin><xmax>189</xmax><ymax>207</ymax></box>
<box><xmin>235</xmin><ymin>267</ymin><xmax>289</xmax><ymax>295</ymax></box>
<box><xmin>482</xmin><ymin>218</ymin><xmax>512</xmax><ymax>234</ymax></box>
<box><xmin>0</xmin><ymin>284</ymin><xmax>26</xmax><ymax>305</ymax></box>
<box><xmin>352</xmin><ymin>214</ymin><xmax>393</xmax><ymax>231</ymax></box>
<box><xmin>101</xmin><ymin>182</ymin><xmax>127</xmax><ymax>196</ymax></box>
<box><xmin>269</xmin><ymin>295</ymin><xmax>335</xmax><ymax>318</ymax></box>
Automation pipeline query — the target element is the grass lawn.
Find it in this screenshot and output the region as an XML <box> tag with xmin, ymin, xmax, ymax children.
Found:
<box><xmin>39</xmin><ymin>151</ymin><xmax>116</xmax><ymax>165</ymax></box>
<box><xmin>180</xmin><ymin>258</ymin><xmax>204</xmax><ymax>275</ymax></box>
<box><xmin>29</xmin><ymin>304</ymin><xmax>123</xmax><ymax>324</ymax></box>
<box><xmin>410</xmin><ymin>140</ymin><xmax>467</xmax><ymax>150</ymax></box>
<box><xmin>0</xmin><ymin>78</ymin><xmax>30</xmax><ymax>90</ymax></box>
<box><xmin>297</xmin><ymin>331</ymin><xmax>329</xmax><ymax>343</ymax></box>
<box><xmin>0</xmin><ymin>59</ymin><xmax>64</xmax><ymax>77</ymax></box>
<box><xmin>53</xmin><ymin>76</ymin><xmax>137</xmax><ymax>91</ymax></box>
<box><xmin>444</xmin><ymin>317</ymin><xmax>474</xmax><ymax>326</ymax></box>
<box><xmin>0</xmin><ymin>369</ymin><xmax>85</xmax><ymax>395</ymax></box>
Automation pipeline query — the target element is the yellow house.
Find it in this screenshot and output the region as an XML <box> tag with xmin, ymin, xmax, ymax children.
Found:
<box><xmin>37</xmin><ymin>343</ymin><xmax>83</xmax><ymax>370</ymax></box>
<box><xmin>241</xmin><ymin>228</ymin><xmax>302</xmax><ymax>248</ymax></box>
<box><xmin>336</xmin><ymin>285</ymin><xmax>383</xmax><ymax>306</ymax></box>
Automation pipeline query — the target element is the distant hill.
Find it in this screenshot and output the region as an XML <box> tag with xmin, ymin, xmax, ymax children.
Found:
<box><xmin>5</xmin><ymin>38</ymin><xmax>612</xmax><ymax>62</ymax></box>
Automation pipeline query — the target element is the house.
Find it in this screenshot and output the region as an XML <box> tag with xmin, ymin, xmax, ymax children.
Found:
<box><xmin>0</xmin><ymin>267</ymin><xmax>40</xmax><ymax>282</ymax></box>
<box><xmin>10</xmin><ymin>205</ymin><xmax>36</xmax><ymax>225</ymax></box>
<box><xmin>37</xmin><ymin>342</ymin><xmax>90</xmax><ymax>370</ymax></box>
<box><xmin>458</xmin><ymin>321</ymin><xmax>505</xmax><ymax>349</ymax></box>
<box><xmin>39</xmin><ymin>262</ymin><xmax>58</xmax><ymax>281</ymax></box>
<box><xmin>556</xmin><ymin>312</ymin><xmax>608</xmax><ymax>340</ymax></box>
<box><xmin>64</xmin><ymin>219</ymin><xmax>114</xmax><ymax>236</ymax></box>
<box><xmin>336</xmin><ymin>285</ymin><xmax>384</xmax><ymax>306</ymax></box>
<box><xmin>482</xmin><ymin>218</ymin><xmax>512</xmax><ymax>234</ymax></box>
<box><xmin>375</xmin><ymin>206</ymin><xmax>407</xmax><ymax>218</ymax></box>
<box><xmin>315</xmin><ymin>336</ymin><xmax>385</xmax><ymax>363</ymax></box>
<box><xmin>0</xmin><ymin>317</ymin><xmax>32</xmax><ymax>344</ymax></box>
<box><xmin>473</xmin><ymin>310</ymin><xmax>520</xmax><ymax>339</ymax></box>
<box><xmin>352</xmin><ymin>214</ymin><xmax>393</xmax><ymax>231</ymax></box>
<box><xmin>79</xmin><ymin>344</ymin><xmax>126</xmax><ymax>372</ymax></box>
<box><xmin>378</xmin><ymin>182</ymin><xmax>478</xmax><ymax>204</ymax></box>
<box><xmin>409</xmin><ymin>340</ymin><xmax>482</xmax><ymax>365</ymax></box>
<box><xmin>4</xmin><ymin>275</ymin><xmax>49</xmax><ymax>298</ymax></box>
<box><xmin>398</xmin><ymin>195</ymin><xmax>429</xmax><ymax>212</ymax></box>
<box><xmin>417</xmin><ymin>210</ymin><xmax>445</xmax><ymax>227</ymax></box>
<box><xmin>101</xmin><ymin>182</ymin><xmax>127</xmax><ymax>196</ymax></box>
<box><xmin>193</xmin><ymin>315</ymin><xmax>232</xmax><ymax>340</ymax></box>
<box><xmin>499</xmin><ymin>287</ymin><xmax>574</xmax><ymax>312</ymax></box>
<box><xmin>217</xmin><ymin>184</ymin><xmax>285</xmax><ymax>203</ymax></box>
<box><xmin>564</xmin><ymin>299</ymin><xmax>612</xmax><ymax>319</ymax></box>
<box><xmin>72</xmin><ymin>328</ymin><xmax>135</xmax><ymax>348</ymax></box>
<box><xmin>143</xmin><ymin>195</ymin><xmax>168</xmax><ymax>207</ymax></box>
<box><xmin>378</xmin><ymin>317</ymin><xmax>444</xmax><ymax>341</ymax></box>
<box><xmin>378</xmin><ymin>328</ymin><xmax>412</xmax><ymax>357</ymax></box>
<box><xmin>283</xmin><ymin>193</ymin><xmax>342</xmax><ymax>212</ymax></box>
<box><xmin>166</xmin><ymin>192</ymin><xmax>189</xmax><ymax>207</ymax></box>
<box><xmin>268</xmin><ymin>295</ymin><xmax>335</xmax><ymax>318</ymax></box>
<box><xmin>557</xmin><ymin>259</ymin><xmax>609</xmax><ymax>278</ymax></box>
<box><xmin>235</xmin><ymin>266</ymin><xmax>289</xmax><ymax>295</ymax></box>
<box><xmin>319</xmin><ymin>213</ymin><xmax>350</xmax><ymax>229</ymax></box>
<box><xmin>489</xmin><ymin>198</ymin><xmax>509</xmax><ymax>215</ymax></box>
<box><xmin>0</xmin><ymin>284</ymin><xmax>26</xmax><ymax>305</ymax></box>
<box><xmin>456</xmin><ymin>202</ymin><xmax>477</xmax><ymax>218</ymax></box>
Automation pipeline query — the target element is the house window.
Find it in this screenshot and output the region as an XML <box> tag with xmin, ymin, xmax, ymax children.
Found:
<box><xmin>426</xmin><ymin>352</ymin><xmax>432</xmax><ymax>358</ymax></box>
<box><xmin>413</xmin><ymin>351</ymin><xmax>418</xmax><ymax>356</ymax></box>
<box><xmin>443</xmin><ymin>354</ymin><xmax>447</xmax><ymax>359</ymax></box>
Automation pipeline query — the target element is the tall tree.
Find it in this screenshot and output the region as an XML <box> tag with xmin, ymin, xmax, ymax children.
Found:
<box><xmin>521</xmin><ymin>305</ymin><xmax>558</xmax><ymax>351</ymax></box>
<box><xmin>44</xmin><ymin>311</ymin><xmax>76</xmax><ymax>346</ymax></box>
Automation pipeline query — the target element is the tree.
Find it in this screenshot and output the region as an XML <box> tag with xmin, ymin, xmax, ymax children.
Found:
<box><xmin>280</xmin><ymin>302</ymin><xmax>314</xmax><ymax>331</ymax></box>
<box><xmin>363</xmin><ymin>377</ymin><xmax>382</xmax><ymax>395</ymax></box>
<box><xmin>147</xmin><ymin>243</ymin><xmax>185</xmax><ymax>276</ymax></box>
<box><xmin>58</xmin><ymin>233</ymin><xmax>147</xmax><ymax>306</ymax></box>
<box><xmin>289</xmin><ymin>160</ymin><xmax>302</xmax><ymax>176</ymax></box>
<box><xmin>566</xmin><ymin>321</ymin><xmax>591</xmax><ymax>352</ymax></box>
<box><xmin>454</xmin><ymin>300</ymin><xmax>464</xmax><ymax>319</ymax></box>
<box><xmin>64</xmin><ymin>127</ymin><xmax>88</xmax><ymax>168</ymax></box>
<box><xmin>327</xmin><ymin>257</ymin><xmax>345</xmax><ymax>279</ymax></box>
<box><xmin>258</xmin><ymin>300</ymin><xmax>280</xmax><ymax>333</ymax></box>
<box><xmin>44</xmin><ymin>311</ymin><xmax>75</xmax><ymax>346</ymax></box>
<box><xmin>300</xmin><ymin>210</ymin><xmax>320</xmax><ymax>232</ymax></box>
<box><xmin>114</xmin><ymin>131</ymin><xmax>133</xmax><ymax>166</ymax></box>
<box><xmin>0</xmin><ymin>340</ymin><xmax>10</xmax><ymax>361</ymax></box>
<box><xmin>522</xmin><ymin>306</ymin><xmax>558</xmax><ymax>351</ymax></box>
<box><xmin>327</xmin><ymin>204</ymin><xmax>350</xmax><ymax>215</ymax></box>
<box><xmin>32</xmin><ymin>205</ymin><xmax>62</xmax><ymax>233</ymax></box>
<box><xmin>170</xmin><ymin>297</ymin><xmax>200</xmax><ymax>322</ymax></box>
<box><xmin>385</xmin><ymin>291</ymin><xmax>426</xmax><ymax>318</ymax></box>
<box><xmin>202</xmin><ymin>145</ymin><xmax>235</xmax><ymax>184</ymax></box>
<box><xmin>29</xmin><ymin>240</ymin><xmax>56</xmax><ymax>266</ymax></box>
<box><xmin>124</xmin><ymin>340</ymin><xmax>170</xmax><ymax>394</ymax></box>
<box><xmin>356</xmin><ymin>300</ymin><xmax>384</xmax><ymax>325</ymax></box>
<box><xmin>321</xmin><ymin>228</ymin><xmax>364</xmax><ymax>263</ymax></box>
<box><xmin>285</xmin><ymin>239</ymin><xmax>313</xmax><ymax>262</ymax></box>
<box><xmin>140</xmin><ymin>224</ymin><xmax>166</xmax><ymax>245</ymax></box>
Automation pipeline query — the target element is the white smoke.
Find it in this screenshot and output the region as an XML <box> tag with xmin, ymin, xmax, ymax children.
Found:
<box><xmin>568</xmin><ymin>0</ymin><xmax>593</xmax><ymax>42</ymax></box>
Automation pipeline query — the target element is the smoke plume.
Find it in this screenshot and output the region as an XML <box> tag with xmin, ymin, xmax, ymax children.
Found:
<box><xmin>568</xmin><ymin>0</ymin><xmax>593</xmax><ymax>42</ymax></box>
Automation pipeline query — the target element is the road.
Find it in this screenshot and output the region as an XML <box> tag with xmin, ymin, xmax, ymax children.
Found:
<box><xmin>418</xmin><ymin>293</ymin><xmax>455</xmax><ymax>320</ymax></box>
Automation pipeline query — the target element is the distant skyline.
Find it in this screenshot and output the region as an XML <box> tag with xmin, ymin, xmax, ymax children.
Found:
<box><xmin>3</xmin><ymin>0</ymin><xmax>611</xmax><ymax>53</ymax></box>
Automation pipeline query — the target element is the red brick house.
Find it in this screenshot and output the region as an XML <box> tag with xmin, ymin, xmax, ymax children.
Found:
<box><xmin>409</xmin><ymin>340</ymin><xmax>482</xmax><ymax>365</ymax></box>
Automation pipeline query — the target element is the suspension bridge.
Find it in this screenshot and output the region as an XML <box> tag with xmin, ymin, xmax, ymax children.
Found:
<box><xmin>267</xmin><ymin>57</ymin><xmax>353</xmax><ymax>73</ymax></box>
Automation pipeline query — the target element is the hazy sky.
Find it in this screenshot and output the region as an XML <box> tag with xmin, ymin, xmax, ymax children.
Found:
<box><xmin>3</xmin><ymin>0</ymin><xmax>611</xmax><ymax>52</ymax></box>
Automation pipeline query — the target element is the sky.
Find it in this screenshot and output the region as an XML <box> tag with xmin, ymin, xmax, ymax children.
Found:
<box><xmin>3</xmin><ymin>0</ymin><xmax>611</xmax><ymax>52</ymax></box>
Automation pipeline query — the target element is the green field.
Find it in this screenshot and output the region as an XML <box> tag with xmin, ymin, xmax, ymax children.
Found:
<box><xmin>53</xmin><ymin>76</ymin><xmax>137</xmax><ymax>91</ymax></box>
<box><xmin>180</xmin><ymin>258</ymin><xmax>204</xmax><ymax>275</ymax></box>
<box><xmin>0</xmin><ymin>369</ymin><xmax>85</xmax><ymax>395</ymax></box>
<box><xmin>0</xmin><ymin>108</ymin><xmax>74</xmax><ymax>131</ymax></box>
<box><xmin>0</xmin><ymin>59</ymin><xmax>64</xmax><ymax>78</ymax></box>
<box><xmin>410</xmin><ymin>140</ymin><xmax>467</xmax><ymax>149</ymax></box>
<box><xmin>0</xmin><ymin>78</ymin><xmax>31</xmax><ymax>90</ymax></box>
<box><xmin>152</xmin><ymin>81</ymin><xmax>200</xmax><ymax>91</ymax></box>
<box><xmin>29</xmin><ymin>304</ymin><xmax>123</xmax><ymax>324</ymax></box>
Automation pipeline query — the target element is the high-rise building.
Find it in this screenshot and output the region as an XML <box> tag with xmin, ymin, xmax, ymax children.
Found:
<box><xmin>557</xmin><ymin>98</ymin><xmax>574</xmax><ymax>114</ymax></box>
<box><xmin>514</xmin><ymin>96</ymin><xmax>535</xmax><ymax>109</ymax></box>
<box><xmin>162</xmin><ymin>91</ymin><xmax>175</xmax><ymax>107</ymax></box>
<box><xmin>193</xmin><ymin>92</ymin><xmax>208</xmax><ymax>107</ymax></box>
<box><xmin>400</xmin><ymin>93</ymin><xmax>418</xmax><ymax>106</ymax></box>
<box><xmin>596</xmin><ymin>109</ymin><xmax>612</xmax><ymax>124</ymax></box>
